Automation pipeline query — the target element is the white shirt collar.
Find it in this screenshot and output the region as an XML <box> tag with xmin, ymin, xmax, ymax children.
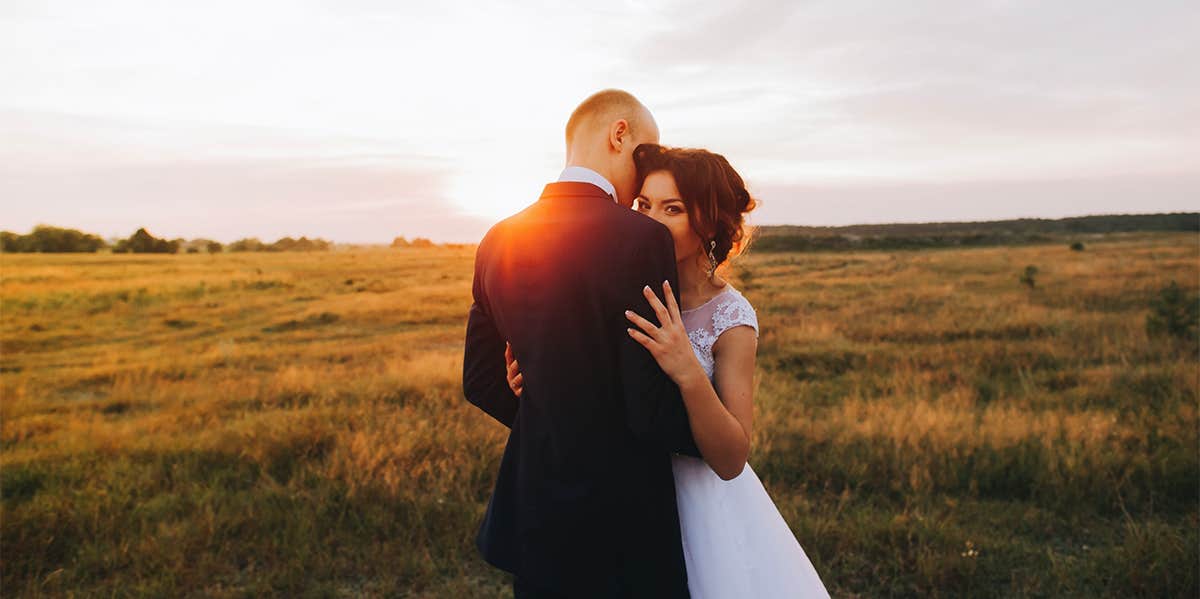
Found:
<box><xmin>557</xmin><ymin>166</ymin><xmax>617</xmax><ymax>201</ymax></box>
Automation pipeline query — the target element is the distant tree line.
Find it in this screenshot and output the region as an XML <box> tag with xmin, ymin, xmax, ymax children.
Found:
<box><xmin>0</xmin><ymin>225</ymin><xmax>107</xmax><ymax>253</ymax></box>
<box><xmin>391</xmin><ymin>236</ymin><xmax>436</xmax><ymax>248</ymax></box>
<box><xmin>5</xmin><ymin>212</ymin><xmax>1194</xmax><ymax>254</ymax></box>
<box><xmin>227</xmin><ymin>236</ymin><xmax>331</xmax><ymax>252</ymax></box>
<box><xmin>754</xmin><ymin>212</ymin><xmax>1200</xmax><ymax>253</ymax></box>
<box><xmin>0</xmin><ymin>225</ymin><xmax>334</xmax><ymax>254</ymax></box>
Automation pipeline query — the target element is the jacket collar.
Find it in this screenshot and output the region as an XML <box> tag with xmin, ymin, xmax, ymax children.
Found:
<box><xmin>556</xmin><ymin>166</ymin><xmax>617</xmax><ymax>201</ymax></box>
<box><xmin>539</xmin><ymin>181</ymin><xmax>618</xmax><ymax>203</ymax></box>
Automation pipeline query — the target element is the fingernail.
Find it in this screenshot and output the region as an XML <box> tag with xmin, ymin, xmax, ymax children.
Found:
<box><xmin>644</xmin><ymin>285</ymin><xmax>650</xmax><ymax>291</ymax></box>
<box><xmin>624</xmin><ymin>310</ymin><xmax>632</xmax><ymax>316</ymax></box>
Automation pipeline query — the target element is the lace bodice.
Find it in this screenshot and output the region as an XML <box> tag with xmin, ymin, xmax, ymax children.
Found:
<box><xmin>680</xmin><ymin>285</ymin><xmax>759</xmax><ymax>379</ymax></box>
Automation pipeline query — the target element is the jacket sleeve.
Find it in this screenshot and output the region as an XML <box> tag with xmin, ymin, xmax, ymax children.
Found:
<box><xmin>462</xmin><ymin>237</ymin><xmax>519</xmax><ymax>428</ymax></box>
<box><xmin>617</xmin><ymin>222</ymin><xmax>702</xmax><ymax>457</ymax></box>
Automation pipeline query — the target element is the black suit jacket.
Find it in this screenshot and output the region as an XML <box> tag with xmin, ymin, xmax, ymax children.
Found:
<box><xmin>462</xmin><ymin>181</ymin><xmax>701</xmax><ymax>598</ymax></box>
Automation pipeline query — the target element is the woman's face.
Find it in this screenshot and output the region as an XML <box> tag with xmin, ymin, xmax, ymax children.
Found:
<box><xmin>634</xmin><ymin>170</ymin><xmax>704</xmax><ymax>267</ymax></box>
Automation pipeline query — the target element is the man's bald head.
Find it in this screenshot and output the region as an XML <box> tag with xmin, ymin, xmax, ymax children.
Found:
<box><xmin>563</xmin><ymin>89</ymin><xmax>660</xmax><ymax>207</ymax></box>
<box><xmin>565</xmin><ymin>89</ymin><xmax>654</xmax><ymax>145</ymax></box>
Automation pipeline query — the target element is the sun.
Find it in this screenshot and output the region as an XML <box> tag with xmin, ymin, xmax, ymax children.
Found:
<box><xmin>446</xmin><ymin>160</ymin><xmax>558</xmax><ymax>222</ymax></box>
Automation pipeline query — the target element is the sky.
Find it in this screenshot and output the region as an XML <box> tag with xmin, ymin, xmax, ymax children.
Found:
<box><xmin>2</xmin><ymin>0</ymin><xmax>1197</xmax><ymax>243</ymax></box>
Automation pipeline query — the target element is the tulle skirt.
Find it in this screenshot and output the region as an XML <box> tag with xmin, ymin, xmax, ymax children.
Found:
<box><xmin>671</xmin><ymin>454</ymin><xmax>830</xmax><ymax>598</ymax></box>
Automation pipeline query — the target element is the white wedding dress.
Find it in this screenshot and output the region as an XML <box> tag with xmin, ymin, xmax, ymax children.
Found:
<box><xmin>673</xmin><ymin>285</ymin><xmax>830</xmax><ymax>598</ymax></box>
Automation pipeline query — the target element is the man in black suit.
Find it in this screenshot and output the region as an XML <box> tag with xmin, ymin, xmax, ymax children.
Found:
<box><xmin>462</xmin><ymin>89</ymin><xmax>700</xmax><ymax>598</ymax></box>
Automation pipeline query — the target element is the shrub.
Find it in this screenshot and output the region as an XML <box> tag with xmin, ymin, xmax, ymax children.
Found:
<box><xmin>268</xmin><ymin>236</ymin><xmax>330</xmax><ymax>252</ymax></box>
<box><xmin>113</xmin><ymin>228</ymin><xmax>179</xmax><ymax>254</ymax></box>
<box><xmin>228</xmin><ymin>238</ymin><xmax>265</xmax><ymax>252</ymax></box>
<box><xmin>229</xmin><ymin>237</ymin><xmax>329</xmax><ymax>252</ymax></box>
<box><xmin>1020</xmin><ymin>265</ymin><xmax>1038</xmax><ymax>289</ymax></box>
<box><xmin>1146</xmin><ymin>280</ymin><xmax>1199</xmax><ymax>341</ymax></box>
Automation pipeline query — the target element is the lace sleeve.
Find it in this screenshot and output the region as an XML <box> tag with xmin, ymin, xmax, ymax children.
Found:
<box><xmin>711</xmin><ymin>293</ymin><xmax>759</xmax><ymax>339</ymax></box>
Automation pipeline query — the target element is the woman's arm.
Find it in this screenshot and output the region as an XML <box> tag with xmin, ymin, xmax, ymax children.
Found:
<box><xmin>624</xmin><ymin>281</ymin><xmax>756</xmax><ymax>480</ymax></box>
<box><xmin>501</xmin><ymin>280</ymin><xmax>753</xmax><ymax>475</ymax></box>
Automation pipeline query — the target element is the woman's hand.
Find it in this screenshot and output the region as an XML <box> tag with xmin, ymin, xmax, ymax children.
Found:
<box><xmin>625</xmin><ymin>280</ymin><xmax>705</xmax><ymax>388</ymax></box>
<box><xmin>505</xmin><ymin>342</ymin><xmax>523</xmax><ymax>397</ymax></box>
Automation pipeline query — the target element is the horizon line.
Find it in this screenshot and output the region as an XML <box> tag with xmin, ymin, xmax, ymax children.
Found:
<box><xmin>5</xmin><ymin>210</ymin><xmax>1195</xmax><ymax>247</ymax></box>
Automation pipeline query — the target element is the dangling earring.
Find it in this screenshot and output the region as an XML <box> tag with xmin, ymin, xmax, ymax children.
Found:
<box><xmin>706</xmin><ymin>239</ymin><xmax>718</xmax><ymax>278</ymax></box>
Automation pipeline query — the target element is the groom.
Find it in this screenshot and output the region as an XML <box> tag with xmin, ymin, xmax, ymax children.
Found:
<box><xmin>462</xmin><ymin>89</ymin><xmax>700</xmax><ymax>598</ymax></box>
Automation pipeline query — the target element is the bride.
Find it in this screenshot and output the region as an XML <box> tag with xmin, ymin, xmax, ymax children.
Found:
<box><xmin>506</xmin><ymin>143</ymin><xmax>830</xmax><ymax>598</ymax></box>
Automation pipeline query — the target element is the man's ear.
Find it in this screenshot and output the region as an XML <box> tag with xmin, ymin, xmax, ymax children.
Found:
<box><xmin>609</xmin><ymin>119</ymin><xmax>629</xmax><ymax>152</ymax></box>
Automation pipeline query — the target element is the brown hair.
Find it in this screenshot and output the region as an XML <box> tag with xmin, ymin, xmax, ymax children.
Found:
<box><xmin>633</xmin><ymin>143</ymin><xmax>757</xmax><ymax>267</ymax></box>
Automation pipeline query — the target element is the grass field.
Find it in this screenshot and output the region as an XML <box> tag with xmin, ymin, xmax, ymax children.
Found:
<box><xmin>2</xmin><ymin>233</ymin><xmax>1197</xmax><ymax>597</ymax></box>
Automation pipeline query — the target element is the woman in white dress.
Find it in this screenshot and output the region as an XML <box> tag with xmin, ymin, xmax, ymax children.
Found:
<box><xmin>509</xmin><ymin>144</ymin><xmax>830</xmax><ymax>598</ymax></box>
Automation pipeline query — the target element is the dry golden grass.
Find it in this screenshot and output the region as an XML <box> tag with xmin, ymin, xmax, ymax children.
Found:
<box><xmin>2</xmin><ymin>234</ymin><xmax>1197</xmax><ymax>597</ymax></box>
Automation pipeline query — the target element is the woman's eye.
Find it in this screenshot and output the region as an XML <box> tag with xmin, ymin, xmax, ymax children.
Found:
<box><xmin>666</xmin><ymin>206</ymin><xmax>682</xmax><ymax>215</ymax></box>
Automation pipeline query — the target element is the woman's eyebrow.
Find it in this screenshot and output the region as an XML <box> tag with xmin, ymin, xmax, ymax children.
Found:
<box><xmin>635</xmin><ymin>196</ymin><xmax>683</xmax><ymax>205</ymax></box>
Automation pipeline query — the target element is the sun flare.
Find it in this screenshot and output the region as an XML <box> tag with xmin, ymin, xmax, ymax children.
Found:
<box><xmin>446</xmin><ymin>160</ymin><xmax>562</xmax><ymax>222</ymax></box>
